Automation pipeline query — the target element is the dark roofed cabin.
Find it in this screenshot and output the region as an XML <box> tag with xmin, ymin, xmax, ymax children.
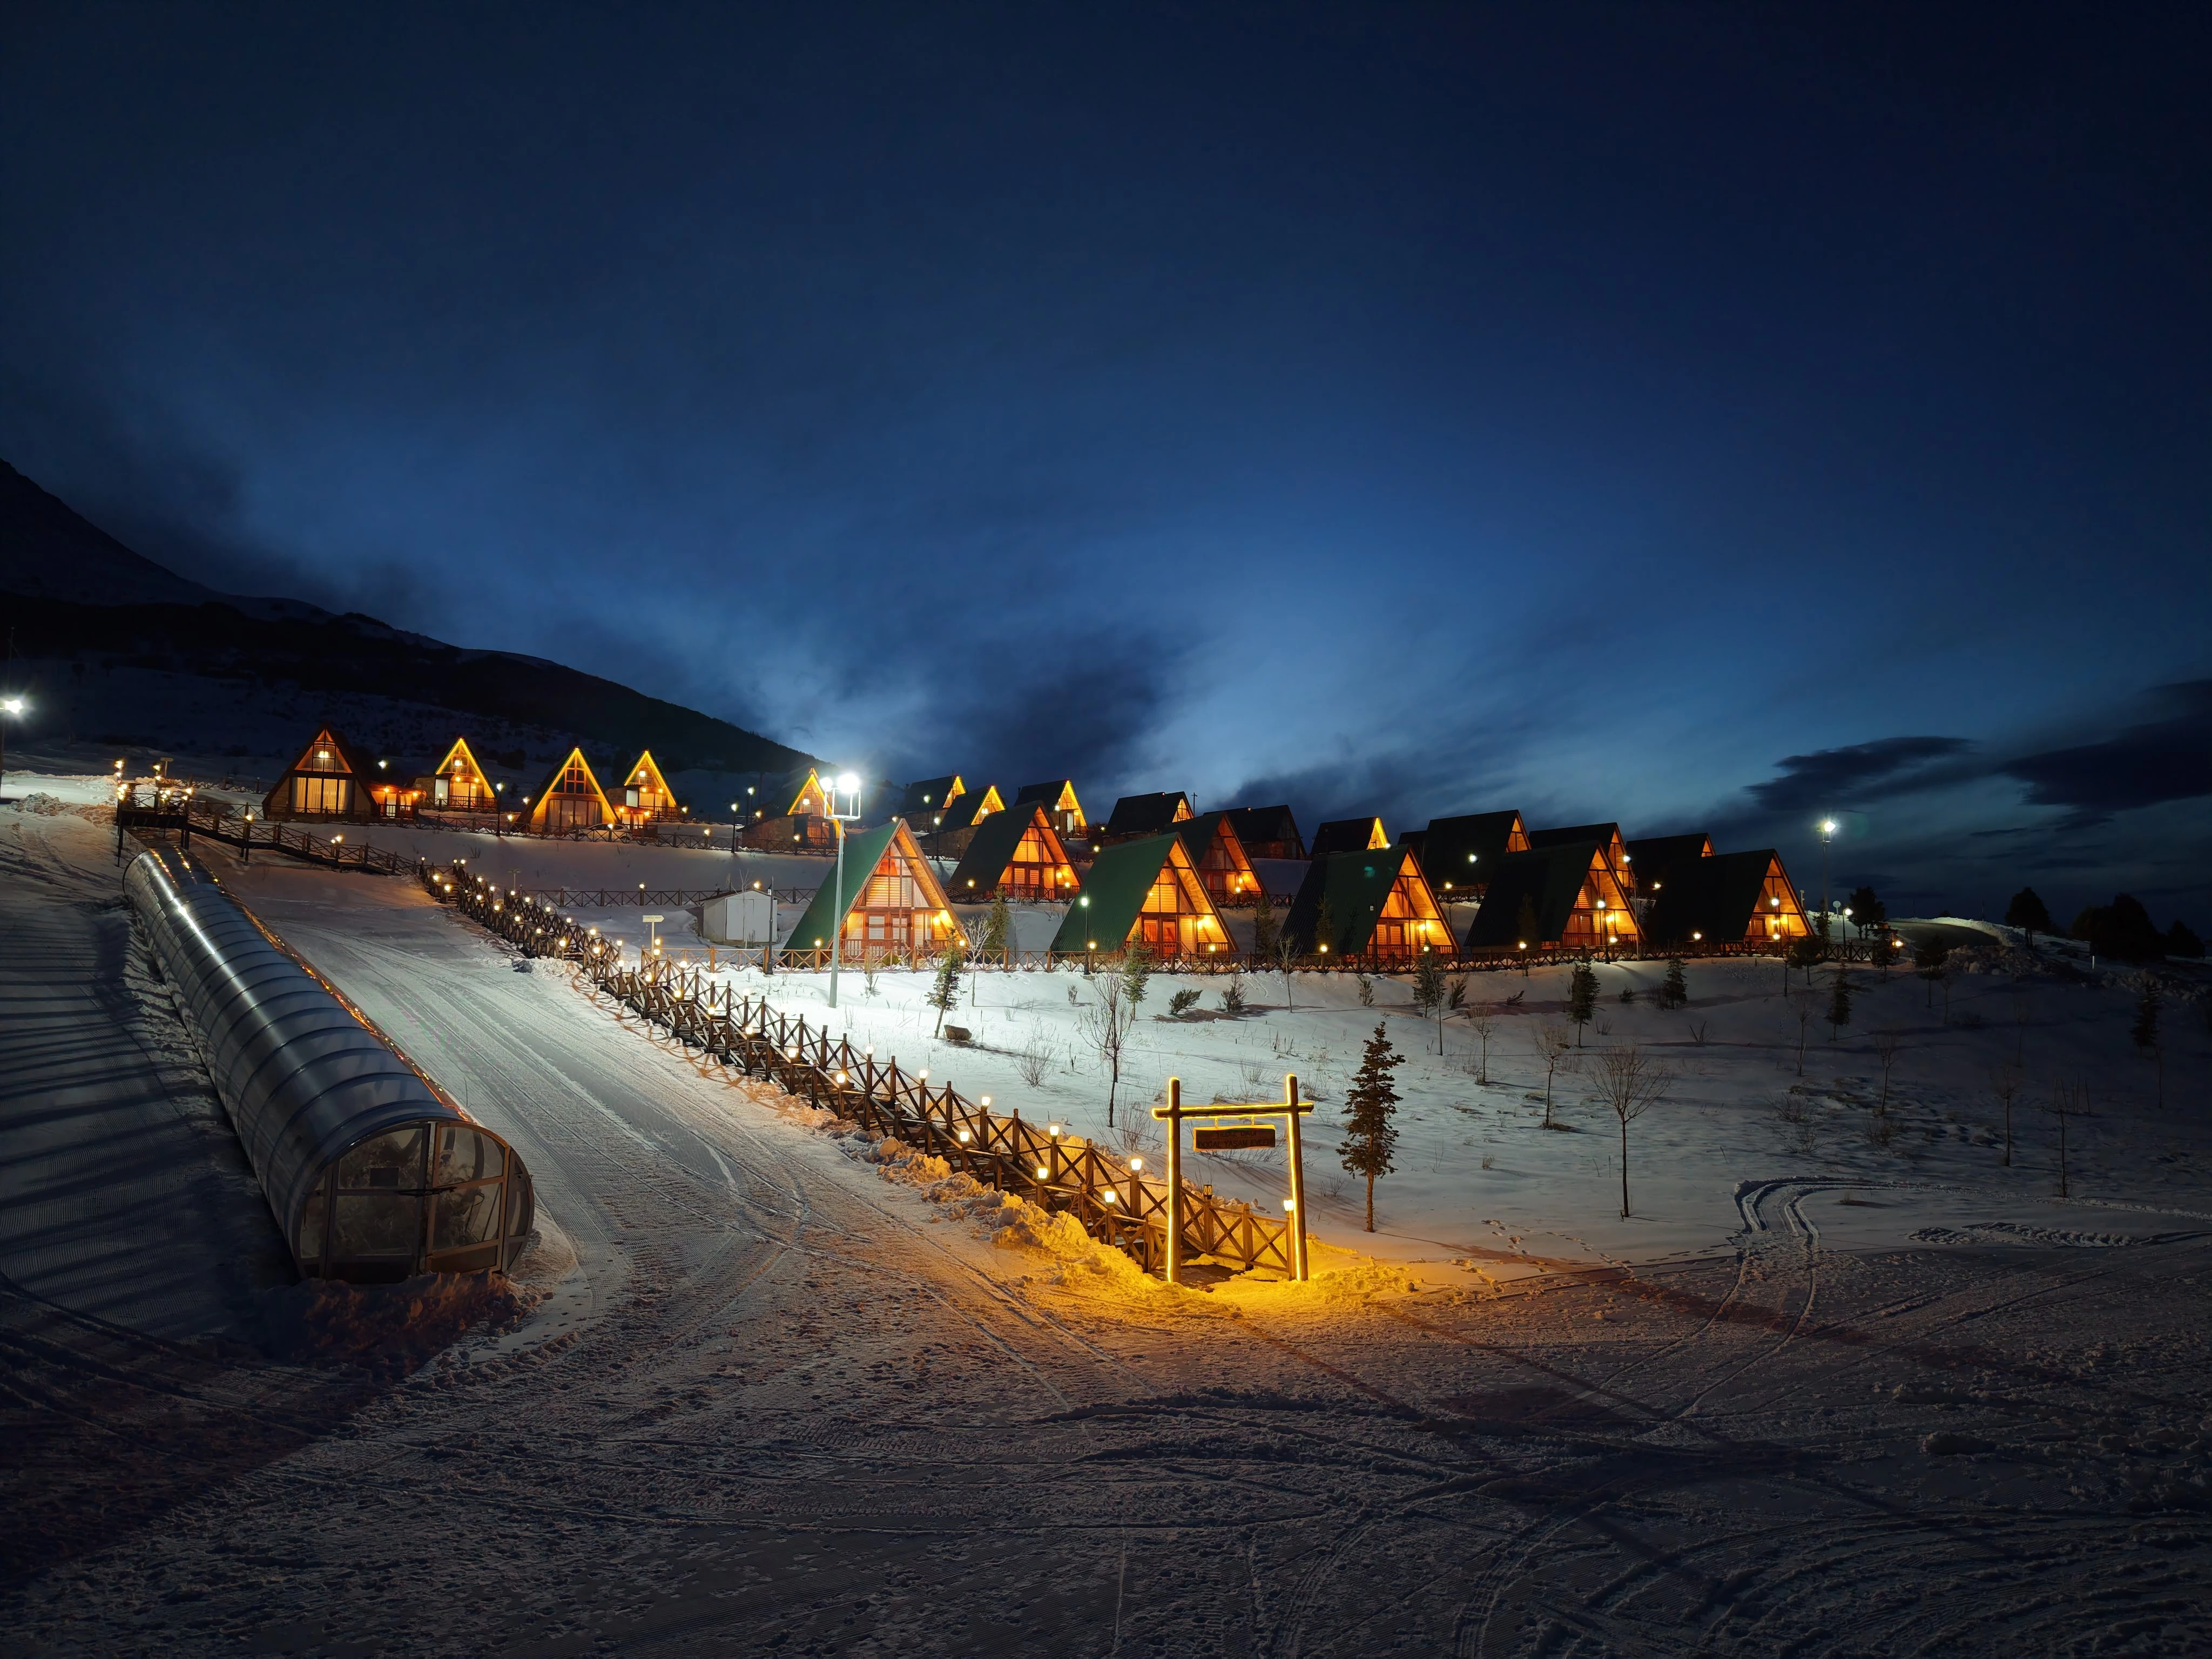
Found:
<box><xmin>1172</xmin><ymin>811</ymin><xmax>1263</xmax><ymax>905</ymax></box>
<box><xmin>1622</xmin><ymin>832</ymin><xmax>1713</xmax><ymax>902</ymax></box>
<box><xmin>1284</xmin><ymin>845</ymin><xmax>1449</xmax><ymax>963</ymax></box>
<box><xmin>1015</xmin><ymin>779</ymin><xmax>1086</xmax><ymax>839</ymax></box>
<box><xmin>1100</xmin><ymin>791</ymin><xmax>1194</xmax><ymax>845</ymax></box>
<box><xmin>1223</xmin><ymin>804</ymin><xmax>1304</xmax><ymax>860</ymax></box>
<box><xmin>1645</xmin><ymin>849</ymin><xmax>1808</xmax><ymax>950</ymax></box>
<box><xmin>1460</xmin><ymin>841</ymin><xmax>1639</xmax><ymax>957</ymax></box>
<box><xmin>926</xmin><ymin>784</ymin><xmax>1004</xmax><ymax>856</ymax></box>
<box><xmin>1410</xmin><ymin>810</ymin><xmax>1528</xmax><ymax>900</ymax></box>
<box><xmin>947</xmin><ymin>802</ymin><xmax>1077</xmax><ymax>902</ymax></box>
<box><xmin>900</xmin><ymin>774</ymin><xmax>966</xmax><ymax>820</ymax></box>
<box><xmin>1310</xmin><ymin>817</ymin><xmax>1388</xmax><ymax>857</ymax></box>
<box><xmin>1527</xmin><ymin>821</ymin><xmax>1635</xmax><ymax>895</ymax></box>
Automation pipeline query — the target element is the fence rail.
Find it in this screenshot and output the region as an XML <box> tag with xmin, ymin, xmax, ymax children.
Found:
<box><xmin>426</xmin><ymin>862</ymin><xmax>1297</xmax><ymax>1278</ymax></box>
<box><xmin>117</xmin><ymin>794</ymin><xmax>406</xmax><ymax>874</ymax></box>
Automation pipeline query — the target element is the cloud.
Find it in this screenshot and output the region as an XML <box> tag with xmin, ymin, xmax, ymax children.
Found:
<box><xmin>1998</xmin><ymin>679</ymin><xmax>2212</xmax><ymax>828</ymax></box>
<box><xmin>1745</xmin><ymin>736</ymin><xmax>1976</xmax><ymax>814</ymax></box>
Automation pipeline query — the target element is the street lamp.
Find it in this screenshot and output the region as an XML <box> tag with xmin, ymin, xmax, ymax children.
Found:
<box><xmin>1818</xmin><ymin>818</ymin><xmax>1838</xmax><ymax>943</ymax></box>
<box><xmin>827</xmin><ymin>770</ymin><xmax>862</xmax><ymax>1008</ymax></box>
<box><xmin>0</xmin><ymin>695</ymin><xmax>24</xmax><ymax>799</ymax></box>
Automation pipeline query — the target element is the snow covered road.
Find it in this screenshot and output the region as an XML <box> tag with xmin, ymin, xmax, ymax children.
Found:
<box><xmin>6</xmin><ymin>811</ymin><xmax>2212</xmax><ymax>1655</ymax></box>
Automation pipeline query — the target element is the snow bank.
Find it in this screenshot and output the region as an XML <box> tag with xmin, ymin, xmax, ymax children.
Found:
<box><xmin>259</xmin><ymin>1271</ymin><xmax>543</xmax><ymax>1375</ymax></box>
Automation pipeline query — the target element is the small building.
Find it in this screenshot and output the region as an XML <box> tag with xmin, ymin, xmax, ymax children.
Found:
<box><xmin>1284</xmin><ymin>845</ymin><xmax>1451</xmax><ymax>963</ymax></box>
<box><xmin>1173</xmin><ymin>811</ymin><xmax>1263</xmax><ymax>905</ymax></box>
<box><xmin>1310</xmin><ymin>817</ymin><xmax>1389</xmax><ymax>857</ymax></box>
<box><xmin>1100</xmin><ymin>791</ymin><xmax>1194</xmax><ymax>844</ymax></box>
<box><xmin>615</xmin><ymin>750</ymin><xmax>684</xmax><ymax>828</ymax></box>
<box><xmin>946</xmin><ymin>802</ymin><xmax>1078</xmax><ymax>901</ymax></box>
<box><xmin>1623</xmin><ymin>832</ymin><xmax>1713</xmax><ymax>902</ymax></box>
<box><xmin>523</xmin><ymin>747</ymin><xmax>618</xmax><ymax>833</ymax></box>
<box><xmin>416</xmin><ymin>737</ymin><xmax>501</xmax><ymax>812</ymax></box>
<box><xmin>899</xmin><ymin>774</ymin><xmax>966</xmax><ymax>820</ymax></box>
<box><xmin>1461</xmin><ymin>841</ymin><xmax>1639</xmax><ymax>956</ymax></box>
<box><xmin>1645</xmin><ymin>849</ymin><xmax>1808</xmax><ymax>950</ymax></box>
<box><xmin>1410</xmin><ymin>810</ymin><xmax>1529</xmax><ymax>900</ymax></box>
<box><xmin>741</xmin><ymin>765</ymin><xmax>840</xmax><ymax>850</ymax></box>
<box><xmin>926</xmin><ymin>783</ymin><xmax>1006</xmax><ymax>856</ymax></box>
<box><xmin>1048</xmin><ymin>834</ymin><xmax>1230</xmax><ymax>961</ymax></box>
<box><xmin>264</xmin><ymin>727</ymin><xmax>393</xmax><ymax>822</ymax></box>
<box><xmin>780</xmin><ymin>819</ymin><xmax>966</xmax><ymax>962</ymax></box>
<box><xmin>1223</xmin><ymin>804</ymin><xmax>1304</xmax><ymax>860</ymax></box>
<box><xmin>1528</xmin><ymin>821</ymin><xmax>1636</xmax><ymax>894</ymax></box>
<box><xmin>1015</xmin><ymin>779</ymin><xmax>1087</xmax><ymax>839</ymax></box>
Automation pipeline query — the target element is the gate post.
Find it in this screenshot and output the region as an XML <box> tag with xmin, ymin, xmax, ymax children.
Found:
<box><xmin>1162</xmin><ymin>1077</ymin><xmax>1183</xmax><ymax>1286</ymax></box>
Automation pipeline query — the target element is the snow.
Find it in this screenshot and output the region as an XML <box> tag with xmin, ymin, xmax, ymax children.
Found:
<box><xmin>8</xmin><ymin>785</ymin><xmax>2212</xmax><ymax>1654</ymax></box>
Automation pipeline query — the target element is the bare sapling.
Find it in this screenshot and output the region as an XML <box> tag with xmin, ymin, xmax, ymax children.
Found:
<box><xmin>1871</xmin><ymin>1030</ymin><xmax>1902</xmax><ymax>1117</ymax></box>
<box><xmin>1788</xmin><ymin>989</ymin><xmax>1813</xmax><ymax>1076</ymax></box>
<box><xmin>1532</xmin><ymin>1021</ymin><xmax>1576</xmax><ymax>1130</ymax></box>
<box><xmin>1078</xmin><ymin>975</ymin><xmax>1139</xmax><ymax>1126</ymax></box>
<box><xmin>2043</xmin><ymin>1075</ymin><xmax>2086</xmax><ymax>1199</ymax></box>
<box><xmin>1466</xmin><ymin>1007</ymin><xmax>1496</xmax><ymax>1085</ymax></box>
<box><xmin>1595</xmin><ymin>1044</ymin><xmax>1674</xmax><ymax>1219</ymax></box>
<box><xmin>1988</xmin><ymin>1058</ymin><xmax>2021</xmax><ymax>1167</ymax></box>
<box><xmin>1413</xmin><ymin>954</ymin><xmax>1447</xmax><ymax>1054</ymax></box>
<box><xmin>1016</xmin><ymin>1030</ymin><xmax>1054</xmax><ymax>1089</ymax></box>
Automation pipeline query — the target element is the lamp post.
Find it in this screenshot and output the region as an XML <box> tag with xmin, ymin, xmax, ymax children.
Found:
<box><xmin>0</xmin><ymin>694</ymin><xmax>24</xmax><ymax>800</ymax></box>
<box><xmin>1818</xmin><ymin>819</ymin><xmax>1838</xmax><ymax>946</ymax></box>
<box><xmin>826</xmin><ymin>771</ymin><xmax>861</xmax><ymax>1009</ymax></box>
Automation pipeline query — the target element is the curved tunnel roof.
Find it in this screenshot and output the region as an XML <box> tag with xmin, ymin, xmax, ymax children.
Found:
<box><xmin>126</xmin><ymin>845</ymin><xmax>534</xmax><ymax>1281</ymax></box>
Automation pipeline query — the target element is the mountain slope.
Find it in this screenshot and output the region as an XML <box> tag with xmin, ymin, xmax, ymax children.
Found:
<box><xmin>0</xmin><ymin>459</ymin><xmax>812</xmax><ymax>779</ymax></box>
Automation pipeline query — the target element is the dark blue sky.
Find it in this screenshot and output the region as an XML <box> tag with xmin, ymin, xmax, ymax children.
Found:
<box><xmin>3</xmin><ymin>5</ymin><xmax>2207</xmax><ymax>921</ymax></box>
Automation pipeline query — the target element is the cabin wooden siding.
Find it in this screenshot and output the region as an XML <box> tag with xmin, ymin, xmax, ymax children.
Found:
<box><xmin>520</xmin><ymin>747</ymin><xmax>618</xmax><ymax>832</ymax></box>
<box><xmin>263</xmin><ymin>727</ymin><xmax>408</xmax><ymax>822</ymax></box>
<box><xmin>616</xmin><ymin>750</ymin><xmax>683</xmax><ymax>827</ymax></box>
<box><xmin>1014</xmin><ymin>779</ymin><xmax>1086</xmax><ymax>837</ymax></box>
<box><xmin>419</xmin><ymin>738</ymin><xmax>498</xmax><ymax>811</ymax></box>
<box><xmin>1223</xmin><ymin>804</ymin><xmax>1305</xmax><ymax>860</ymax></box>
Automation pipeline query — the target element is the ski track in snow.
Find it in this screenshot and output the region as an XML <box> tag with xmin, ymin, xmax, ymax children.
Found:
<box><xmin>5</xmin><ymin>795</ymin><xmax>2212</xmax><ymax>1656</ymax></box>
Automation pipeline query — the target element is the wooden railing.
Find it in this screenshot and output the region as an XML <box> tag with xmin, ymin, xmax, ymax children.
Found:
<box><xmin>425</xmin><ymin>862</ymin><xmax>1298</xmax><ymax>1278</ymax></box>
<box><xmin>118</xmin><ymin>793</ymin><xmax>406</xmax><ymax>874</ymax></box>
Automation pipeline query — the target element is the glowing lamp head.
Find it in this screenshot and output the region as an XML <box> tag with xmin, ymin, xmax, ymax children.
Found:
<box><xmin>836</xmin><ymin>772</ymin><xmax>859</xmax><ymax>794</ymax></box>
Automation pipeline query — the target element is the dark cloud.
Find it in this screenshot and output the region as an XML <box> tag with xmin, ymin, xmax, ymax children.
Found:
<box><xmin>1999</xmin><ymin>680</ymin><xmax>2212</xmax><ymax>828</ymax></box>
<box><xmin>1746</xmin><ymin>736</ymin><xmax>1975</xmax><ymax>813</ymax></box>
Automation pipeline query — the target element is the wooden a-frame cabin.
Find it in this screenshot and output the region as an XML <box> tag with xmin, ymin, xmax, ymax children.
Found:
<box><xmin>1528</xmin><ymin>821</ymin><xmax>1636</xmax><ymax>895</ymax></box>
<box><xmin>1223</xmin><ymin>804</ymin><xmax>1304</xmax><ymax>860</ymax></box>
<box><xmin>1645</xmin><ymin>849</ymin><xmax>1808</xmax><ymax>950</ymax></box>
<box><xmin>741</xmin><ymin>765</ymin><xmax>839</xmax><ymax>851</ymax></box>
<box><xmin>928</xmin><ymin>783</ymin><xmax>1006</xmax><ymax>856</ymax></box>
<box><xmin>1461</xmin><ymin>841</ymin><xmax>1640</xmax><ymax>957</ymax></box>
<box><xmin>264</xmin><ymin>727</ymin><xmax>416</xmax><ymax>822</ymax></box>
<box><xmin>1408</xmin><ymin>811</ymin><xmax>1529</xmax><ymax>900</ymax></box>
<box><xmin>1100</xmin><ymin>791</ymin><xmax>1194</xmax><ymax>845</ymax></box>
<box><xmin>946</xmin><ymin>802</ymin><xmax>1078</xmax><ymax>901</ymax></box>
<box><xmin>1284</xmin><ymin>845</ymin><xmax>1451</xmax><ymax>963</ymax></box>
<box><xmin>615</xmin><ymin>750</ymin><xmax>683</xmax><ymax>828</ymax></box>
<box><xmin>1048</xmin><ymin>834</ymin><xmax>1230</xmax><ymax>961</ymax></box>
<box><xmin>523</xmin><ymin>747</ymin><xmax>618</xmax><ymax>833</ymax></box>
<box><xmin>899</xmin><ymin>774</ymin><xmax>966</xmax><ymax>820</ymax></box>
<box><xmin>415</xmin><ymin>737</ymin><xmax>500</xmax><ymax>813</ymax></box>
<box><xmin>1310</xmin><ymin>817</ymin><xmax>1390</xmax><ymax>858</ymax></box>
<box><xmin>1173</xmin><ymin>811</ymin><xmax>1263</xmax><ymax>905</ymax></box>
<box><xmin>780</xmin><ymin>819</ymin><xmax>965</xmax><ymax>962</ymax></box>
<box><xmin>1015</xmin><ymin>779</ymin><xmax>1087</xmax><ymax>839</ymax></box>
<box><xmin>1622</xmin><ymin>833</ymin><xmax>1713</xmax><ymax>903</ymax></box>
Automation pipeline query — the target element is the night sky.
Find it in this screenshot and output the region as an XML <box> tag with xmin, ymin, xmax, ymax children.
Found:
<box><xmin>3</xmin><ymin>7</ymin><xmax>2206</xmax><ymax>923</ymax></box>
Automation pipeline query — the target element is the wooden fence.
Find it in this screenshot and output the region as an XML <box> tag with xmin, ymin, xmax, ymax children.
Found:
<box><xmin>426</xmin><ymin>862</ymin><xmax>1299</xmax><ymax>1279</ymax></box>
<box><xmin>118</xmin><ymin>793</ymin><xmax>406</xmax><ymax>874</ymax></box>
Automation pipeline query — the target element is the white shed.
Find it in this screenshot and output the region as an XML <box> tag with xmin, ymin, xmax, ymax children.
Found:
<box><xmin>698</xmin><ymin>890</ymin><xmax>779</xmax><ymax>946</ymax></box>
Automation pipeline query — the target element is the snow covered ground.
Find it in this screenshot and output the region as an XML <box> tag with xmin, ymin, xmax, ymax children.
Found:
<box><xmin>8</xmin><ymin>786</ymin><xmax>2212</xmax><ymax>1655</ymax></box>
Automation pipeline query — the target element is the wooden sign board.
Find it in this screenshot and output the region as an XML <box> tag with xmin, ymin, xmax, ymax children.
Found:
<box><xmin>1194</xmin><ymin>1125</ymin><xmax>1277</xmax><ymax>1151</ymax></box>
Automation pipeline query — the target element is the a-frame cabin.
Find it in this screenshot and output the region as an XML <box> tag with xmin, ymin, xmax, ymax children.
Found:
<box><xmin>1015</xmin><ymin>779</ymin><xmax>1087</xmax><ymax>839</ymax></box>
<box><xmin>1645</xmin><ymin>849</ymin><xmax>1808</xmax><ymax>950</ymax></box>
<box><xmin>418</xmin><ymin>737</ymin><xmax>500</xmax><ymax>812</ymax></box>
<box><xmin>1411</xmin><ymin>811</ymin><xmax>1529</xmax><ymax>900</ymax></box>
<box><xmin>929</xmin><ymin>783</ymin><xmax>1006</xmax><ymax>856</ymax></box>
<box><xmin>615</xmin><ymin>750</ymin><xmax>683</xmax><ymax>828</ymax></box>
<box><xmin>265</xmin><ymin>727</ymin><xmax>380</xmax><ymax>822</ymax></box>
<box><xmin>1528</xmin><ymin>821</ymin><xmax>1636</xmax><ymax>895</ymax></box>
<box><xmin>900</xmin><ymin>774</ymin><xmax>965</xmax><ymax>820</ymax></box>
<box><xmin>780</xmin><ymin>819</ymin><xmax>966</xmax><ymax>962</ymax></box>
<box><xmin>1285</xmin><ymin>845</ymin><xmax>1451</xmax><ymax>963</ymax></box>
<box><xmin>946</xmin><ymin>802</ymin><xmax>1078</xmax><ymax>900</ymax></box>
<box><xmin>741</xmin><ymin>765</ymin><xmax>839</xmax><ymax>850</ymax></box>
<box><xmin>1623</xmin><ymin>832</ymin><xmax>1713</xmax><ymax>902</ymax></box>
<box><xmin>1173</xmin><ymin>811</ymin><xmax>1263</xmax><ymax>905</ymax></box>
<box><xmin>1310</xmin><ymin>817</ymin><xmax>1390</xmax><ymax>857</ymax></box>
<box><xmin>1461</xmin><ymin>841</ymin><xmax>1640</xmax><ymax>957</ymax></box>
<box><xmin>523</xmin><ymin>747</ymin><xmax>618</xmax><ymax>833</ymax></box>
<box><xmin>1049</xmin><ymin>834</ymin><xmax>1230</xmax><ymax>961</ymax></box>
<box><xmin>1101</xmin><ymin>791</ymin><xmax>1195</xmax><ymax>845</ymax></box>
<box><xmin>1224</xmin><ymin>804</ymin><xmax>1304</xmax><ymax>860</ymax></box>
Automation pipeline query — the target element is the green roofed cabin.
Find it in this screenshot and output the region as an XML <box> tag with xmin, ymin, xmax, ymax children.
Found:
<box><xmin>1461</xmin><ymin>841</ymin><xmax>1639</xmax><ymax>957</ymax></box>
<box><xmin>1100</xmin><ymin>791</ymin><xmax>1194</xmax><ymax>845</ymax></box>
<box><xmin>1527</xmin><ymin>821</ymin><xmax>1635</xmax><ymax>895</ymax></box>
<box><xmin>1645</xmin><ymin>849</ymin><xmax>1808</xmax><ymax>951</ymax></box>
<box><xmin>1049</xmin><ymin>834</ymin><xmax>1229</xmax><ymax>961</ymax></box>
<box><xmin>927</xmin><ymin>783</ymin><xmax>1005</xmax><ymax>857</ymax></box>
<box><xmin>1409</xmin><ymin>810</ymin><xmax>1528</xmax><ymax>900</ymax></box>
<box><xmin>899</xmin><ymin>774</ymin><xmax>965</xmax><ymax>819</ymax></box>
<box><xmin>1173</xmin><ymin>811</ymin><xmax>1263</xmax><ymax>906</ymax></box>
<box><xmin>946</xmin><ymin>802</ymin><xmax>1077</xmax><ymax>901</ymax></box>
<box><xmin>1623</xmin><ymin>833</ymin><xmax>1713</xmax><ymax>905</ymax></box>
<box><xmin>1015</xmin><ymin>779</ymin><xmax>1086</xmax><ymax>839</ymax></box>
<box><xmin>1224</xmin><ymin>804</ymin><xmax>1303</xmax><ymax>860</ymax></box>
<box><xmin>1310</xmin><ymin>817</ymin><xmax>1388</xmax><ymax>857</ymax></box>
<box><xmin>781</xmin><ymin>819</ymin><xmax>965</xmax><ymax>962</ymax></box>
<box><xmin>1284</xmin><ymin>845</ymin><xmax>1450</xmax><ymax>963</ymax></box>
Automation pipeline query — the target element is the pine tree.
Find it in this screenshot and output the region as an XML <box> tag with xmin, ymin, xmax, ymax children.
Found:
<box><xmin>1826</xmin><ymin>967</ymin><xmax>1852</xmax><ymax>1038</ymax></box>
<box><xmin>1341</xmin><ymin>1022</ymin><xmax>1402</xmax><ymax>1231</ymax></box>
<box><xmin>927</xmin><ymin>943</ymin><xmax>966</xmax><ymax>1036</ymax></box>
<box><xmin>1914</xmin><ymin>936</ymin><xmax>1950</xmax><ymax>1008</ymax></box>
<box><xmin>1658</xmin><ymin>956</ymin><xmax>1689</xmax><ymax>1010</ymax></box>
<box><xmin>980</xmin><ymin>890</ymin><xmax>1011</xmax><ymax>961</ymax></box>
<box><xmin>1120</xmin><ymin>941</ymin><xmax>1154</xmax><ymax>1009</ymax></box>
<box><xmin>1845</xmin><ymin>885</ymin><xmax>1885</xmax><ymax>939</ymax></box>
<box><xmin>2005</xmin><ymin>887</ymin><xmax>2053</xmax><ymax>949</ymax></box>
<box><xmin>1568</xmin><ymin>961</ymin><xmax>1598</xmax><ymax>1045</ymax></box>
